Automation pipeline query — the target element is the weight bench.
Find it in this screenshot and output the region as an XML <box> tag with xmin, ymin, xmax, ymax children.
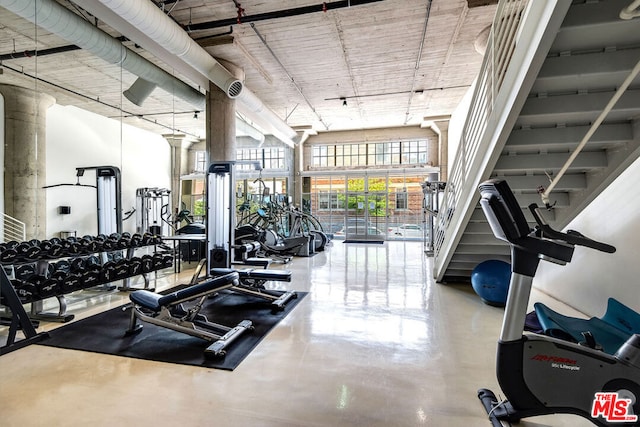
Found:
<box><xmin>210</xmin><ymin>267</ymin><xmax>296</xmax><ymax>311</ymax></box>
<box><xmin>125</xmin><ymin>272</ymin><xmax>253</xmax><ymax>358</ymax></box>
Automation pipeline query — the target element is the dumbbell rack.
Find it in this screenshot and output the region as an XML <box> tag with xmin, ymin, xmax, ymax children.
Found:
<box><xmin>0</xmin><ymin>267</ymin><xmax>49</xmax><ymax>355</ymax></box>
<box><xmin>0</xmin><ymin>233</ymin><xmax>173</xmax><ymax>323</ymax></box>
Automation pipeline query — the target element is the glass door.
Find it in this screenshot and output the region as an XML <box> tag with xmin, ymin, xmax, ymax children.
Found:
<box><xmin>344</xmin><ymin>176</ymin><xmax>387</xmax><ymax>241</ymax></box>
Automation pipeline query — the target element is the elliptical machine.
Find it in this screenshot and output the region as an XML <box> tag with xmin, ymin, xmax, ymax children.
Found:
<box><xmin>477</xmin><ymin>179</ymin><xmax>639</xmax><ymax>426</ymax></box>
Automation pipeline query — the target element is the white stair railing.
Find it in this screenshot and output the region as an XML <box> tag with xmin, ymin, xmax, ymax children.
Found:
<box><xmin>433</xmin><ymin>0</ymin><xmax>572</xmax><ymax>281</ymax></box>
<box><xmin>2</xmin><ymin>213</ymin><xmax>26</xmax><ymax>243</ymax></box>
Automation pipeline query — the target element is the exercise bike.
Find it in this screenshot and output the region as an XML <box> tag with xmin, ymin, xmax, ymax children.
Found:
<box><xmin>476</xmin><ymin>179</ymin><xmax>640</xmax><ymax>426</ymax></box>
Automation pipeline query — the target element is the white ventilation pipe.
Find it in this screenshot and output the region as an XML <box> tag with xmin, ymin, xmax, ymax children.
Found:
<box><xmin>91</xmin><ymin>0</ymin><xmax>244</xmax><ymax>99</ymax></box>
<box><xmin>236</xmin><ymin>116</ymin><xmax>266</xmax><ymax>145</ymax></box>
<box><xmin>87</xmin><ymin>0</ymin><xmax>297</xmax><ymax>146</ymax></box>
<box><xmin>0</xmin><ymin>0</ymin><xmax>206</xmax><ymax>109</ymax></box>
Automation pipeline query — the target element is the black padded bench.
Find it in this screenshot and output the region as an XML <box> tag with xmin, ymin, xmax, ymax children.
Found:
<box><xmin>126</xmin><ymin>272</ymin><xmax>253</xmax><ymax>358</ymax></box>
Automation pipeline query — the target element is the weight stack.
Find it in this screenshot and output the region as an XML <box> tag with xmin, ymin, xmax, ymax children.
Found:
<box><xmin>210</xmin><ymin>248</ymin><xmax>228</xmax><ymax>268</ymax></box>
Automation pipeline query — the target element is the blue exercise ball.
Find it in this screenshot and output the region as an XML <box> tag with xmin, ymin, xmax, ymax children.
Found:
<box><xmin>471</xmin><ymin>260</ymin><xmax>511</xmax><ymax>307</ymax></box>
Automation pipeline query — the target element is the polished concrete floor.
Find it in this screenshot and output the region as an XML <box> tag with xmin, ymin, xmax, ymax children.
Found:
<box><xmin>0</xmin><ymin>241</ymin><xmax>595</xmax><ymax>426</ymax></box>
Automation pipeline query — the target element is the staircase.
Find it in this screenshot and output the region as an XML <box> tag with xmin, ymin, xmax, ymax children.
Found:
<box><xmin>434</xmin><ymin>0</ymin><xmax>640</xmax><ymax>282</ymax></box>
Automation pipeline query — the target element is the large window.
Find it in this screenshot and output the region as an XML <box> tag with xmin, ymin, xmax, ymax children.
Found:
<box><xmin>318</xmin><ymin>192</ymin><xmax>343</xmax><ymax>210</ymax></box>
<box><xmin>395</xmin><ymin>190</ymin><xmax>408</xmax><ymax>210</ymax></box>
<box><xmin>237</xmin><ymin>147</ymin><xmax>285</xmax><ymax>170</ymax></box>
<box><xmin>192</xmin><ymin>148</ymin><xmax>286</xmax><ymax>172</ymax></box>
<box><xmin>195</xmin><ymin>151</ymin><xmax>207</xmax><ymax>173</ymax></box>
<box><xmin>311</xmin><ymin>140</ymin><xmax>429</xmax><ymax>168</ymax></box>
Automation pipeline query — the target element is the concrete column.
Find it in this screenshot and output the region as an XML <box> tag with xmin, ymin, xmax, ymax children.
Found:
<box><xmin>164</xmin><ymin>134</ymin><xmax>195</xmax><ymax>215</ymax></box>
<box><xmin>0</xmin><ymin>84</ymin><xmax>55</xmax><ymax>240</ymax></box>
<box><xmin>433</xmin><ymin>120</ymin><xmax>450</xmax><ymax>182</ymax></box>
<box><xmin>292</xmin><ymin>130</ymin><xmax>310</xmax><ymax>207</ymax></box>
<box><xmin>207</xmin><ymin>60</ymin><xmax>243</xmax><ymax>163</ymax></box>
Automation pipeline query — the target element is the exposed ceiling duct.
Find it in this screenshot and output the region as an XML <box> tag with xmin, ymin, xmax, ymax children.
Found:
<box><xmin>77</xmin><ymin>0</ymin><xmax>244</xmax><ymax>100</ymax></box>
<box><xmin>75</xmin><ymin>0</ymin><xmax>297</xmax><ymax>147</ymax></box>
<box><xmin>0</xmin><ymin>0</ymin><xmax>206</xmax><ymax>109</ymax></box>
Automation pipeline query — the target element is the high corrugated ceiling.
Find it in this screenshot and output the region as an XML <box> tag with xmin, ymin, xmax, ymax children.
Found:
<box><xmin>0</xmin><ymin>0</ymin><xmax>497</xmax><ymax>140</ymax></box>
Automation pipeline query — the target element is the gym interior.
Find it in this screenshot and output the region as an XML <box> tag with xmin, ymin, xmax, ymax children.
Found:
<box><xmin>1</xmin><ymin>1</ymin><xmax>639</xmax><ymax>426</ymax></box>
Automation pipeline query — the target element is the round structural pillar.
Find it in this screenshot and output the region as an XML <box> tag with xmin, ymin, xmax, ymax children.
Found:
<box><xmin>207</xmin><ymin>60</ymin><xmax>243</xmax><ymax>164</ymax></box>
<box><xmin>164</xmin><ymin>134</ymin><xmax>196</xmax><ymax>216</ymax></box>
<box><xmin>0</xmin><ymin>84</ymin><xmax>55</xmax><ymax>240</ymax></box>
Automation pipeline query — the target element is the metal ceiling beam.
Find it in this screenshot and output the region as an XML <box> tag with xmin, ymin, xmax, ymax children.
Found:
<box><xmin>183</xmin><ymin>0</ymin><xmax>386</xmax><ymax>32</ymax></box>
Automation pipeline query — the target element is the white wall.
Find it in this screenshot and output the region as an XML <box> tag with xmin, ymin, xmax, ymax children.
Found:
<box><xmin>45</xmin><ymin>105</ymin><xmax>171</xmax><ymax>238</ymax></box>
<box><xmin>533</xmin><ymin>156</ymin><xmax>640</xmax><ymax>316</ymax></box>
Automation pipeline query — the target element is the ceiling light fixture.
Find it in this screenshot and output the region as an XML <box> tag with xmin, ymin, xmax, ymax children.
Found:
<box><xmin>340</xmin><ymin>97</ymin><xmax>347</xmax><ymax>107</ymax></box>
<box><xmin>194</xmin><ymin>111</ymin><xmax>199</xmax><ymax>119</ymax></box>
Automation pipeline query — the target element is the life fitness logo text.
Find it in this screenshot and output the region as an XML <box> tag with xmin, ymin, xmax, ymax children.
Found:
<box><xmin>591</xmin><ymin>392</ymin><xmax>638</xmax><ymax>423</ymax></box>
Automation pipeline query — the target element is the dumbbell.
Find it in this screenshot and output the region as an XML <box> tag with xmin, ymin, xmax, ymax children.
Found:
<box><xmin>128</xmin><ymin>257</ymin><xmax>143</xmax><ymax>276</ymax></box>
<box><xmin>11</xmin><ymin>279</ymin><xmax>38</xmax><ymax>303</ymax></box>
<box><xmin>15</xmin><ymin>241</ymin><xmax>41</xmax><ymax>261</ymax></box>
<box><xmin>76</xmin><ymin>237</ymin><xmax>91</xmax><ymax>254</ymax></box>
<box><xmin>61</xmin><ymin>273</ymin><xmax>82</xmax><ymax>294</ymax></box>
<box><xmin>15</xmin><ymin>263</ymin><xmax>37</xmax><ymax>281</ymax></box>
<box><xmin>62</xmin><ymin>237</ymin><xmax>82</xmax><ymax>256</ymax></box>
<box><xmin>113</xmin><ymin>259</ymin><xmax>130</xmax><ymax>280</ymax></box>
<box><xmin>26</xmin><ymin>273</ymin><xmax>47</xmax><ymax>287</ymax></box>
<box><xmin>151</xmin><ymin>253</ymin><xmax>166</xmax><ymax>271</ymax></box>
<box><xmin>114</xmin><ymin>232</ymin><xmax>133</xmax><ymax>249</ymax></box>
<box><xmin>53</xmin><ymin>259</ymin><xmax>70</xmax><ymax>273</ymax></box>
<box><xmin>38</xmin><ymin>277</ymin><xmax>61</xmax><ymax>299</ymax></box>
<box><xmin>40</xmin><ymin>239</ymin><xmax>65</xmax><ymax>259</ymax></box>
<box><xmin>80</xmin><ymin>235</ymin><xmax>102</xmax><ymax>253</ymax></box>
<box><xmin>79</xmin><ymin>255</ymin><xmax>103</xmax><ymax>288</ymax></box>
<box><xmin>81</xmin><ymin>269</ymin><xmax>101</xmax><ymax>289</ymax></box>
<box><xmin>129</xmin><ymin>233</ymin><xmax>143</xmax><ymax>248</ymax></box>
<box><xmin>69</xmin><ymin>257</ymin><xmax>86</xmax><ymax>274</ymax></box>
<box><xmin>161</xmin><ymin>254</ymin><xmax>173</xmax><ymax>269</ymax></box>
<box><xmin>140</xmin><ymin>255</ymin><xmax>154</xmax><ymax>273</ymax></box>
<box><xmin>0</xmin><ymin>242</ymin><xmax>19</xmax><ymax>264</ymax></box>
<box><xmin>111</xmin><ymin>250</ymin><xmax>125</xmax><ymax>263</ymax></box>
<box><xmin>141</xmin><ymin>233</ymin><xmax>156</xmax><ymax>246</ymax></box>
<box><xmin>85</xmin><ymin>255</ymin><xmax>101</xmax><ymax>270</ymax></box>
<box><xmin>100</xmin><ymin>261</ymin><xmax>117</xmax><ymax>283</ymax></box>
<box><xmin>101</xmin><ymin>235</ymin><xmax>118</xmax><ymax>251</ymax></box>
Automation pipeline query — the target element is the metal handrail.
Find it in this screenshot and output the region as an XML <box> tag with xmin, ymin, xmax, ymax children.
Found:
<box><xmin>1</xmin><ymin>213</ymin><xmax>26</xmax><ymax>243</ymax></box>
